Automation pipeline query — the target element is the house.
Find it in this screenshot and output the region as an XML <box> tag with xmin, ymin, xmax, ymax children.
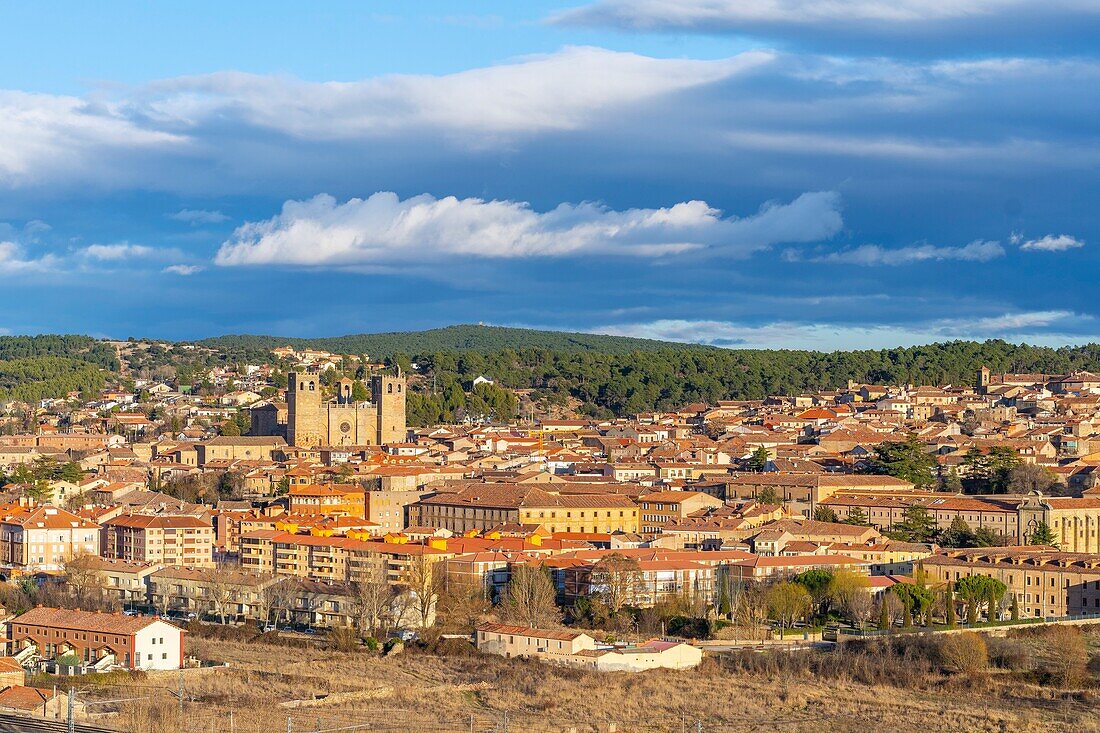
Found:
<box><xmin>6</xmin><ymin>607</ymin><xmax>184</xmax><ymax>671</ymax></box>
<box><xmin>475</xmin><ymin>623</ymin><xmax>702</xmax><ymax>671</ymax></box>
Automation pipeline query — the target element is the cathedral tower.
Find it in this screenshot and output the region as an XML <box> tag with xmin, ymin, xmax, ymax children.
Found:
<box><xmin>287</xmin><ymin>369</ymin><xmax>325</xmax><ymax>447</ymax></box>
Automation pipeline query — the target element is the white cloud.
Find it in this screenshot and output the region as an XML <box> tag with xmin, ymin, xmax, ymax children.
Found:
<box><xmin>593</xmin><ymin>310</ymin><xmax>1087</xmax><ymax>350</ymax></box>
<box><xmin>80</xmin><ymin>243</ymin><xmax>156</xmax><ymax>261</ymax></box>
<box><xmin>163</xmin><ymin>264</ymin><xmax>203</xmax><ymax>276</ymax></box>
<box><xmin>0</xmin><ymin>90</ymin><xmax>185</xmax><ymax>187</ymax></box>
<box><xmin>552</xmin><ymin>1</ymin><xmax>1100</xmax><ymax>36</ymax></box>
<box><xmin>1019</xmin><ymin>233</ymin><xmax>1085</xmax><ymax>252</ymax></box>
<box><xmin>0</xmin><ymin>241</ymin><xmax>56</xmax><ymax>273</ymax></box>
<box><xmin>790</xmin><ymin>239</ymin><xmax>1004</xmax><ymax>266</ymax></box>
<box><xmin>215</xmin><ymin>190</ymin><xmax>842</xmax><ymax>267</ymax></box>
<box><xmin>169</xmin><ymin>209</ymin><xmax>230</xmax><ymax>225</ymax></box>
<box><xmin>139</xmin><ymin>47</ymin><xmax>770</xmax><ymax>139</ymax></box>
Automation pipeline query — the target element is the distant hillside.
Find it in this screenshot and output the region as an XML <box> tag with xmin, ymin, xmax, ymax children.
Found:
<box><xmin>197</xmin><ymin>325</ymin><xmax>706</xmax><ymax>358</ymax></box>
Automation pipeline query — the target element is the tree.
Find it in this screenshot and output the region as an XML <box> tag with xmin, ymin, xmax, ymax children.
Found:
<box><xmin>812</xmin><ymin>506</ymin><xmax>838</xmax><ymax>523</ymax></box>
<box><xmin>1006</xmin><ymin>463</ymin><xmax>1060</xmax><ymax>495</ymax></box>
<box><xmin>747</xmin><ymin>445</ymin><xmax>770</xmax><ymax>472</ymax></box>
<box><xmin>589</xmin><ymin>553</ymin><xmax>643</xmax><ymax>614</ymax></box>
<box><xmin>945</xmin><ymin>585</ymin><xmax>956</xmax><ymax>628</ymax></box>
<box><xmin>349</xmin><ymin>564</ymin><xmax>395</xmax><ymax>635</ymax></box>
<box><xmin>766</xmin><ymin>581</ymin><xmax>811</xmax><ymax>635</ymax></box>
<box><xmin>886</xmin><ymin>505</ymin><xmax>939</xmax><ymax>543</ymax></box>
<box><xmin>64</xmin><ymin>554</ymin><xmax>106</xmax><ymax>609</ymax></box>
<box><xmin>941</xmin><ymin>466</ymin><xmax>964</xmax><ymax>493</ymax></box>
<box><xmin>825</xmin><ymin>570</ymin><xmax>871</xmax><ymax>626</ymax></box>
<box><xmin>890</xmin><ymin>582</ymin><xmax>934</xmax><ymax>620</ymax></box>
<box><xmin>351</xmin><ymin>380</ymin><xmax>370</xmax><ymax>402</ymax></box>
<box><xmin>756</xmin><ymin>486</ymin><xmax>780</xmax><ymax>505</ymax></box>
<box><xmin>219</xmin><ymin>419</ymin><xmax>241</xmax><ymax>437</ymax></box>
<box><xmin>843</xmin><ymin>507</ymin><xmax>869</xmax><ymax>526</ymax></box>
<box><xmin>862</xmin><ymin>434</ymin><xmax>936</xmax><ymax>488</ymax></box>
<box><xmin>1045</xmin><ymin>626</ymin><xmax>1088</xmax><ymax>687</ymax></box>
<box><xmin>1028</xmin><ymin>520</ymin><xmax>1058</xmax><ymax>547</ymax></box>
<box><xmin>397</xmin><ymin>554</ymin><xmax>442</xmax><ymax>628</ymax></box>
<box><xmin>939</xmin><ymin>516</ymin><xmax>975</xmax><ymax>548</ymax></box>
<box><xmin>499</xmin><ymin>565</ymin><xmax>561</xmax><ymax>629</ymax></box>
<box><xmin>955</xmin><ymin>575</ymin><xmax>1006</xmax><ymax>625</ymax></box>
<box><xmin>1010</xmin><ymin>593</ymin><xmax>1020</xmax><ymax>622</ymax></box>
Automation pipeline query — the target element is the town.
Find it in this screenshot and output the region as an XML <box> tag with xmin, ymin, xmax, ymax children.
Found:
<box><xmin>0</xmin><ymin>336</ymin><xmax>1096</xmax><ymax>731</ymax></box>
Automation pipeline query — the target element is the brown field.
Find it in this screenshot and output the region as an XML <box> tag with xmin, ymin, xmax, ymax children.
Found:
<box><xmin>70</xmin><ymin>630</ymin><xmax>1100</xmax><ymax>733</ymax></box>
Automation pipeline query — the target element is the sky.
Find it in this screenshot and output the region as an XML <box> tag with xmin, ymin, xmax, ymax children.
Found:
<box><xmin>1</xmin><ymin>0</ymin><xmax>1099</xmax><ymax>350</ymax></box>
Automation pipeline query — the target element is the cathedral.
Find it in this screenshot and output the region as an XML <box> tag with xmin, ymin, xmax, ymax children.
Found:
<box><xmin>250</xmin><ymin>369</ymin><xmax>407</xmax><ymax>448</ymax></box>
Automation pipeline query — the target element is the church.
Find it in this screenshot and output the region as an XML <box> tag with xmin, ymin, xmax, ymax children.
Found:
<box><xmin>250</xmin><ymin>369</ymin><xmax>407</xmax><ymax>448</ymax></box>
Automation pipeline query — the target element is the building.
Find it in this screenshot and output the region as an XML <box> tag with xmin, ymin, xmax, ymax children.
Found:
<box><xmin>288</xmin><ymin>484</ymin><xmax>366</xmax><ymax>518</ymax></box>
<box><xmin>922</xmin><ymin>547</ymin><xmax>1100</xmax><ymax>618</ymax></box>
<box><xmin>474</xmin><ymin>623</ymin><xmax>701</xmax><ymax>671</ymax></box>
<box><xmin>0</xmin><ymin>505</ymin><xmax>100</xmax><ymax>574</ymax></box>
<box><xmin>148</xmin><ymin>566</ymin><xmax>284</xmax><ymax>621</ymax></box>
<box><xmin>637</xmin><ymin>491</ymin><xmax>724</xmax><ymax>533</ymax></box>
<box><xmin>6</xmin><ymin>607</ymin><xmax>184</xmax><ymax>671</ymax></box>
<box><xmin>194</xmin><ymin>436</ymin><xmax>287</xmax><ymax>466</ymax></box>
<box><xmin>254</xmin><ymin>369</ymin><xmax>407</xmax><ymax>448</ymax></box>
<box><xmin>101</xmin><ymin>515</ymin><xmax>215</xmax><ymax>568</ymax></box>
<box><xmin>411</xmin><ymin>485</ymin><xmax>639</xmax><ymax>534</ymax></box>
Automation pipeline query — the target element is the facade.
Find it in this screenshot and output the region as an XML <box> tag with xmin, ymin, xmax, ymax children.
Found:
<box><xmin>148</xmin><ymin>566</ymin><xmax>284</xmax><ymax>621</ymax></box>
<box><xmin>638</xmin><ymin>491</ymin><xmax>724</xmax><ymax>533</ymax></box>
<box><xmin>269</xmin><ymin>370</ymin><xmax>407</xmax><ymax>448</ymax></box>
<box><xmin>288</xmin><ymin>484</ymin><xmax>366</xmax><ymax>518</ymax></box>
<box><xmin>6</xmin><ymin>607</ymin><xmax>184</xmax><ymax>671</ymax></box>
<box><xmin>101</xmin><ymin>515</ymin><xmax>215</xmax><ymax>568</ymax></box>
<box><xmin>922</xmin><ymin>547</ymin><xmax>1100</xmax><ymax>618</ymax></box>
<box><xmin>0</xmin><ymin>505</ymin><xmax>100</xmax><ymax>574</ymax></box>
<box><xmin>411</xmin><ymin>485</ymin><xmax>639</xmax><ymax>534</ymax></box>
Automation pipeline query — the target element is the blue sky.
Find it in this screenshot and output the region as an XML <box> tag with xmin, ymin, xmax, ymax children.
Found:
<box><xmin>1</xmin><ymin>1</ymin><xmax>1098</xmax><ymax>349</ymax></box>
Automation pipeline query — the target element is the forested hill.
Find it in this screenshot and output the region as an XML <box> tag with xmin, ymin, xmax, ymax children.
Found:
<box><xmin>0</xmin><ymin>336</ymin><xmax>117</xmax><ymax>402</ymax></box>
<box><xmin>197</xmin><ymin>325</ymin><xmax>705</xmax><ymax>358</ymax></box>
<box><xmin>397</xmin><ymin>339</ymin><xmax>1100</xmax><ymax>421</ymax></box>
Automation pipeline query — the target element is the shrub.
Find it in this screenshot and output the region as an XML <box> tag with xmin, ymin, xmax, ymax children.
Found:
<box><xmin>667</xmin><ymin>616</ymin><xmax>712</xmax><ymax>639</ymax></box>
<box><xmin>1043</xmin><ymin>626</ymin><xmax>1088</xmax><ymax>688</ymax></box>
<box><xmin>985</xmin><ymin>637</ymin><xmax>1032</xmax><ymax>671</ymax></box>
<box><xmin>364</xmin><ymin>636</ymin><xmax>380</xmax><ymax>652</ymax></box>
<box><xmin>938</xmin><ymin>632</ymin><xmax>988</xmax><ymax>674</ymax></box>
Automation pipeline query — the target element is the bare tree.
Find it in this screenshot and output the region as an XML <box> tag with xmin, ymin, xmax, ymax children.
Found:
<box><xmin>398</xmin><ymin>553</ymin><xmax>443</xmax><ymax>629</ymax></box>
<box><xmin>588</xmin><ymin>553</ymin><xmax>643</xmax><ymax>614</ymax></box>
<box><xmin>349</xmin><ymin>564</ymin><xmax>395</xmax><ymax>636</ymax></box>
<box><xmin>499</xmin><ymin>564</ymin><xmax>561</xmax><ymax>629</ymax></box>
<box><xmin>64</xmin><ymin>554</ymin><xmax>106</xmax><ymax>609</ymax></box>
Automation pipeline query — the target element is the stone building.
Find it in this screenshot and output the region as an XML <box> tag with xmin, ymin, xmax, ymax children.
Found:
<box><xmin>253</xmin><ymin>369</ymin><xmax>406</xmax><ymax>448</ymax></box>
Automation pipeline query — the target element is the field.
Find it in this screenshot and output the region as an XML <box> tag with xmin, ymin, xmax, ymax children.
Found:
<box><xmin>69</xmin><ymin>631</ymin><xmax>1100</xmax><ymax>733</ymax></box>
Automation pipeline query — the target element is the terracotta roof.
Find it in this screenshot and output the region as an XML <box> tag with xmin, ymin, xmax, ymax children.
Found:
<box><xmin>11</xmin><ymin>607</ymin><xmax>178</xmax><ymax>635</ymax></box>
<box><xmin>476</xmin><ymin>623</ymin><xmax>586</xmax><ymax>642</ymax></box>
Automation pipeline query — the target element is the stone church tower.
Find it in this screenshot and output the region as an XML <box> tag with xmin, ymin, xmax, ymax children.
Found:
<box><xmin>287</xmin><ymin>369</ymin><xmax>325</xmax><ymax>448</ymax></box>
<box><xmin>371</xmin><ymin>372</ymin><xmax>407</xmax><ymax>445</ymax></box>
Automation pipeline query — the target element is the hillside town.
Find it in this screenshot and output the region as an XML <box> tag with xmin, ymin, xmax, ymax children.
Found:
<box><xmin>0</xmin><ymin>339</ymin><xmax>1095</xmax><ymax>708</ymax></box>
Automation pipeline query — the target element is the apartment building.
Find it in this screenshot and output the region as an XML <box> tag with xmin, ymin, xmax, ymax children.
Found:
<box><xmin>288</xmin><ymin>484</ymin><xmax>365</xmax><ymax>518</ymax></box>
<box><xmin>101</xmin><ymin>515</ymin><xmax>215</xmax><ymax>568</ymax></box>
<box><xmin>148</xmin><ymin>566</ymin><xmax>283</xmax><ymax>621</ymax></box>
<box><xmin>637</xmin><ymin>491</ymin><xmax>724</xmax><ymax>533</ymax></box>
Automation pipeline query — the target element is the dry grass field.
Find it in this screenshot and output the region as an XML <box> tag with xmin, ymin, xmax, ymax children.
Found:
<box><xmin>70</xmin><ymin>630</ymin><xmax>1100</xmax><ymax>733</ymax></box>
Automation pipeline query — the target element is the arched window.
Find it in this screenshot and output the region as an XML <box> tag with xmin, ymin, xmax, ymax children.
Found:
<box><xmin>309</xmin><ymin>382</ymin><xmax>315</xmax><ymax>391</ymax></box>
<box><xmin>387</xmin><ymin>384</ymin><xmax>393</xmax><ymax>394</ymax></box>
<box><xmin>397</xmin><ymin>384</ymin><xmax>402</xmax><ymax>393</ymax></box>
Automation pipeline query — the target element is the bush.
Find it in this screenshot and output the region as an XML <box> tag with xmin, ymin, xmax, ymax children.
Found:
<box><xmin>364</xmin><ymin>636</ymin><xmax>380</xmax><ymax>652</ymax></box>
<box><xmin>985</xmin><ymin>637</ymin><xmax>1032</xmax><ymax>671</ymax></box>
<box><xmin>938</xmin><ymin>632</ymin><xmax>988</xmax><ymax>674</ymax></box>
<box><xmin>667</xmin><ymin>616</ymin><xmax>712</xmax><ymax>639</ymax></box>
<box><xmin>1042</xmin><ymin>626</ymin><xmax>1088</xmax><ymax>688</ymax></box>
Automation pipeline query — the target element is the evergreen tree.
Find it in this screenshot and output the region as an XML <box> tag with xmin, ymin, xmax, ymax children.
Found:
<box><xmin>747</xmin><ymin>445</ymin><xmax>770</xmax><ymax>472</ymax></box>
<box><xmin>757</xmin><ymin>486</ymin><xmax>780</xmax><ymax>505</ymax></box>
<box><xmin>862</xmin><ymin>433</ymin><xmax>937</xmax><ymax>488</ymax></box>
<box><xmin>843</xmin><ymin>507</ymin><xmax>869</xmax><ymax>526</ymax></box>
<box><xmin>886</xmin><ymin>505</ymin><xmax>939</xmax><ymax>543</ymax></box>
<box><xmin>1010</xmin><ymin>593</ymin><xmax>1020</xmax><ymax>621</ymax></box>
<box><xmin>1028</xmin><ymin>521</ymin><xmax>1058</xmax><ymax>547</ymax></box>
<box><xmin>879</xmin><ymin>599</ymin><xmax>890</xmax><ymax>630</ymax></box>
<box><xmin>939</xmin><ymin>516</ymin><xmax>974</xmax><ymax>548</ymax></box>
<box><xmin>813</xmin><ymin>506</ymin><xmax>838</xmax><ymax>523</ymax></box>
